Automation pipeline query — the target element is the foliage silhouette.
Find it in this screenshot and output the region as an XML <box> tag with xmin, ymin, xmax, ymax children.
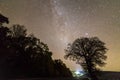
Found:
<box><xmin>10</xmin><ymin>24</ymin><xmax>27</xmax><ymax>37</ymax></box>
<box><xmin>65</xmin><ymin>37</ymin><xmax>108</xmax><ymax>80</ymax></box>
<box><xmin>0</xmin><ymin>14</ymin><xmax>72</xmax><ymax>78</ymax></box>
<box><xmin>0</xmin><ymin>14</ymin><xmax>9</xmax><ymax>25</ymax></box>
<box><xmin>54</xmin><ymin>59</ymin><xmax>73</xmax><ymax>77</ymax></box>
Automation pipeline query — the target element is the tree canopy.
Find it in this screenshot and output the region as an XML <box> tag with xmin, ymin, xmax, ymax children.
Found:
<box><xmin>0</xmin><ymin>14</ymin><xmax>9</xmax><ymax>25</ymax></box>
<box><xmin>0</xmin><ymin>13</ymin><xmax>72</xmax><ymax>78</ymax></box>
<box><xmin>65</xmin><ymin>37</ymin><xmax>108</xmax><ymax>80</ymax></box>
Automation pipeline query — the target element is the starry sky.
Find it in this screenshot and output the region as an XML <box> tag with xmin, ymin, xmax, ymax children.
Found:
<box><xmin>0</xmin><ymin>0</ymin><xmax>120</xmax><ymax>71</ymax></box>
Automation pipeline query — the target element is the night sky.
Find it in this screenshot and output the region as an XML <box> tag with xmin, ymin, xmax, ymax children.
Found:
<box><xmin>0</xmin><ymin>0</ymin><xmax>120</xmax><ymax>71</ymax></box>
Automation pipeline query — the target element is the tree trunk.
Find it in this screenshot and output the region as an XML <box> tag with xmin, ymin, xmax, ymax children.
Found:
<box><xmin>85</xmin><ymin>58</ymin><xmax>98</xmax><ymax>80</ymax></box>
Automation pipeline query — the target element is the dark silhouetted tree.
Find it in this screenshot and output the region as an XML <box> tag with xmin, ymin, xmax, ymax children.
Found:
<box><xmin>65</xmin><ymin>37</ymin><xmax>107</xmax><ymax>80</ymax></box>
<box><xmin>10</xmin><ymin>24</ymin><xmax>27</xmax><ymax>37</ymax></box>
<box><xmin>53</xmin><ymin>59</ymin><xmax>72</xmax><ymax>77</ymax></box>
<box><xmin>0</xmin><ymin>14</ymin><xmax>9</xmax><ymax>26</ymax></box>
<box><xmin>7</xmin><ymin>25</ymin><xmax>72</xmax><ymax>77</ymax></box>
<box><xmin>0</xmin><ymin>14</ymin><xmax>11</xmax><ymax>78</ymax></box>
<box><xmin>6</xmin><ymin>25</ymin><xmax>54</xmax><ymax>77</ymax></box>
<box><xmin>0</xmin><ymin>14</ymin><xmax>72</xmax><ymax>78</ymax></box>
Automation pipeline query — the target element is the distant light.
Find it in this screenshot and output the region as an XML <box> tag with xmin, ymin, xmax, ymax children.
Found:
<box><xmin>74</xmin><ymin>70</ymin><xmax>84</xmax><ymax>76</ymax></box>
<box><xmin>75</xmin><ymin>70</ymin><xmax>80</xmax><ymax>75</ymax></box>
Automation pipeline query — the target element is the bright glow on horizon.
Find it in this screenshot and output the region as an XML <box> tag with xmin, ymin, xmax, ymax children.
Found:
<box><xmin>75</xmin><ymin>70</ymin><xmax>80</xmax><ymax>75</ymax></box>
<box><xmin>74</xmin><ymin>70</ymin><xmax>84</xmax><ymax>77</ymax></box>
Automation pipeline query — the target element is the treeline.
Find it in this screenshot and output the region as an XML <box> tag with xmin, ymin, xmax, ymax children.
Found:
<box><xmin>0</xmin><ymin>14</ymin><xmax>72</xmax><ymax>78</ymax></box>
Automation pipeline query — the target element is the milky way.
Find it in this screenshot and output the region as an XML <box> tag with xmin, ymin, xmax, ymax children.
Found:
<box><xmin>0</xmin><ymin>0</ymin><xmax>120</xmax><ymax>71</ymax></box>
<box><xmin>50</xmin><ymin>0</ymin><xmax>70</xmax><ymax>45</ymax></box>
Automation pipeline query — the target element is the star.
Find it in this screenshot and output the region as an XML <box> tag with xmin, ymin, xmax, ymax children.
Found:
<box><xmin>85</xmin><ymin>33</ymin><xmax>89</xmax><ymax>36</ymax></box>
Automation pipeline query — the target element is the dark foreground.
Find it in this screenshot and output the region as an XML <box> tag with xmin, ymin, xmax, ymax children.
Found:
<box><xmin>1</xmin><ymin>77</ymin><xmax>120</xmax><ymax>80</ymax></box>
<box><xmin>0</xmin><ymin>78</ymin><xmax>81</xmax><ymax>80</ymax></box>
